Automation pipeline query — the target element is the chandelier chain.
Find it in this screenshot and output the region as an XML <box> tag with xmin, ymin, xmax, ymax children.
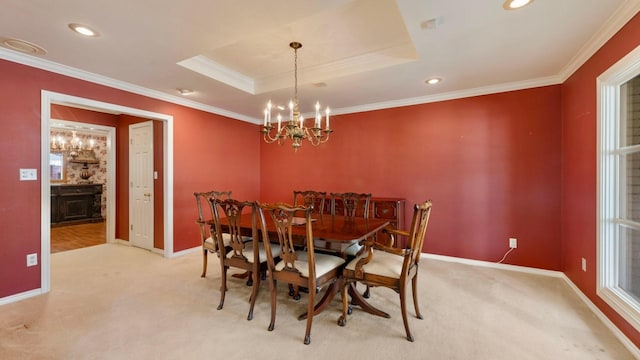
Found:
<box><xmin>294</xmin><ymin>45</ymin><xmax>298</xmax><ymax>104</ymax></box>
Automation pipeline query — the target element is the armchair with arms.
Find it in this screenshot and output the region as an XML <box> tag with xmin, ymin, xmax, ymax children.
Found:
<box><xmin>338</xmin><ymin>200</ymin><xmax>433</xmax><ymax>342</ymax></box>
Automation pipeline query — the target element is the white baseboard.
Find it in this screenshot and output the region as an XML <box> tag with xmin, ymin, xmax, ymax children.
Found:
<box><xmin>112</xmin><ymin>238</ymin><xmax>166</xmax><ymax>257</ymax></box>
<box><xmin>423</xmin><ymin>253</ymin><xmax>564</xmax><ymax>277</ymax></box>
<box><xmin>0</xmin><ymin>288</ymin><xmax>43</xmax><ymax>306</ymax></box>
<box><xmin>170</xmin><ymin>246</ymin><xmax>201</xmax><ymax>258</ymax></box>
<box><xmin>423</xmin><ymin>253</ymin><xmax>640</xmax><ymax>358</ymax></box>
<box><xmin>112</xmin><ymin>238</ymin><xmax>130</xmax><ymax>246</ymax></box>
<box><xmin>560</xmin><ymin>274</ymin><xmax>640</xmax><ymax>359</ymax></box>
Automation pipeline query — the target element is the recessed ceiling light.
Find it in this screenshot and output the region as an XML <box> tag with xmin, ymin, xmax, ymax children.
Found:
<box><xmin>68</xmin><ymin>23</ymin><xmax>99</xmax><ymax>37</ymax></box>
<box><xmin>177</xmin><ymin>88</ymin><xmax>194</xmax><ymax>95</ymax></box>
<box><xmin>425</xmin><ymin>77</ymin><xmax>442</xmax><ymax>85</ymax></box>
<box><xmin>503</xmin><ymin>0</ymin><xmax>534</xmax><ymax>10</ymax></box>
<box><xmin>0</xmin><ymin>37</ymin><xmax>47</xmax><ymax>55</ymax></box>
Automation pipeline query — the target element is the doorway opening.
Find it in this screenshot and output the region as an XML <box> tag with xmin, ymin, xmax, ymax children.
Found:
<box><xmin>40</xmin><ymin>90</ymin><xmax>174</xmax><ymax>293</ymax></box>
<box><xmin>49</xmin><ymin>119</ymin><xmax>112</xmax><ymax>253</ymax></box>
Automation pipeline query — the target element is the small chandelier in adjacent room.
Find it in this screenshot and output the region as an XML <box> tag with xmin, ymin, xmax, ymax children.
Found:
<box><xmin>262</xmin><ymin>42</ymin><xmax>332</xmax><ymax>152</ymax></box>
<box><xmin>50</xmin><ymin>130</ymin><xmax>95</xmax><ymax>160</ymax></box>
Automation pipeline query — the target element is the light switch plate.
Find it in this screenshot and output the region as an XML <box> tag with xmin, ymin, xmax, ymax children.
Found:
<box><xmin>26</xmin><ymin>253</ymin><xmax>38</xmax><ymax>267</ymax></box>
<box><xmin>19</xmin><ymin>168</ymin><xmax>37</xmax><ymax>181</ymax></box>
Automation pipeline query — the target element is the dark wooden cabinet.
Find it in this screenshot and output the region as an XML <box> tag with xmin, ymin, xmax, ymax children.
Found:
<box><xmin>370</xmin><ymin>197</ymin><xmax>405</xmax><ymax>247</ymax></box>
<box><xmin>51</xmin><ymin>184</ymin><xmax>103</xmax><ymax>226</ymax></box>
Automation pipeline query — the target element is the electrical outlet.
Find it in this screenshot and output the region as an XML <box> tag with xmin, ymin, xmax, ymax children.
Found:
<box><xmin>582</xmin><ymin>257</ymin><xmax>587</xmax><ymax>272</ymax></box>
<box><xmin>509</xmin><ymin>237</ymin><xmax>517</xmax><ymax>249</ymax></box>
<box><xmin>26</xmin><ymin>253</ymin><xmax>38</xmax><ymax>267</ymax></box>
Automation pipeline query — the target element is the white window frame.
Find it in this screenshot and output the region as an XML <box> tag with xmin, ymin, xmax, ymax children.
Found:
<box><xmin>598</xmin><ymin>44</ymin><xmax>640</xmax><ymax>332</ymax></box>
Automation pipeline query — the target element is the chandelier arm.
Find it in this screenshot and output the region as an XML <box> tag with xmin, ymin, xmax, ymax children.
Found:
<box><xmin>261</xmin><ymin>125</ymin><xmax>280</xmax><ymax>143</ymax></box>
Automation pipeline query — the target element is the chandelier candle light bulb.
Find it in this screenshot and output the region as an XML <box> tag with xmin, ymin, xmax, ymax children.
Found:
<box><xmin>261</xmin><ymin>41</ymin><xmax>333</xmax><ymax>151</ymax></box>
<box><xmin>326</xmin><ymin>108</ymin><xmax>330</xmax><ymax>129</ymax></box>
<box><xmin>289</xmin><ymin>100</ymin><xmax>293</xmax><ymax>121</ymax></box>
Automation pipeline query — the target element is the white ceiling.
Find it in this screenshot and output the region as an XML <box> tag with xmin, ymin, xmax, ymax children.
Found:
<box><xmin>1</xmin><ymin>0</ymin><xmax>639</xmax><ymax>123</ymax></box>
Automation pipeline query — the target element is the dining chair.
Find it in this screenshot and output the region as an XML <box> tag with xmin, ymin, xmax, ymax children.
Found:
<box><xmin>330</xmin><ymin>192</ymin><xmax>371</xmax><ymax>219</ymax></box>
<box><xmin>338</xmin><ymin>200</ymin><xmax>432</xmax><ymax>342</ymax></box>
<box><xmin>294</xmin><ymin>190</ymin><xmax>328</xmax><ymax>257</ymax></box>
<box><xmin>328</xmin><ymin>192</ymin><xmax>372</xmax><ymax>257</ymax></box>
<box><xmin>194</xmin><ymin>190</ymin><xmax>232</xmax><ymax>277</ymax></box>
<box><xmin>258</xmin><ymin>202</ymin><xmax>346</xmax><ymax>345</ymax></box>
<box><xmin>210</xmin><ymin>198</ymin><xmax>280</xmax><ymax>320</ymax></box>
<box><xmin>293</xmin><ymin>190</ymin><xmax>327</xmax><ymax>215</ymax></box>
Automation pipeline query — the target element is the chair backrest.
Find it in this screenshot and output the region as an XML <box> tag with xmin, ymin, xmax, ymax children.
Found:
<box><xmin>194</xmin><ymin>191</ymin><xmax>232</xmax><ymax>246</ymax></box>
<box><xmin>211</xmin><ymin>198</ymin><xmax>258</xmax><ymax>261</ymax></box>
<box><xmin>194</xmin><ymin>190</ymin><xmax>232</xmax><ymax>222</ymax></box>
<box><xmin>258</xmin><ymin>203</ymin><xmax>315</xmax><ymax>279</ymax></box>
<box><xmin>293</xmin><ymin>190</ymin><xmax>327</xmax><ymax>215</ymax></box>
<box><xmin>330</xmin><ymin>192</ymin><xmax>372</xmax><ymax>219</ymax></box>
<box><xmin>404</xmin><ymin>200</ymin><xmax>433</xmax><ymax>268</ymax></box>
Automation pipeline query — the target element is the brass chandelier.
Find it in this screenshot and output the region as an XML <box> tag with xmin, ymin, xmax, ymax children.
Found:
<box><xmin>50</xmin><ymin>130</ymin><xmax>95</xmax><ymax>160</ymax></box>
<box><xmin>261</xmin><ymin>42</ymin><xmax>332</xmax><ymax>151</ymax></box>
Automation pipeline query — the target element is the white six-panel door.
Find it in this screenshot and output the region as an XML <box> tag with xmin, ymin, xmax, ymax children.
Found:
<box><xmin>129</xmin><ymin>121</ymin><xmax>154</xmax><ymax>250</ymax></box>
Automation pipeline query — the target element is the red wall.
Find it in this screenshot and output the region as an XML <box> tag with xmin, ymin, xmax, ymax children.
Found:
<box><xmin>261</xmin><ymin>86</ymin><xmax>562</xmax><ymax>270</ymax></box>
<box><xmin>561</xmin><ymin>13</ymin><xmax>640</xmax><ymax>345</ymax></box>
<box><xmin>3</xmin><ymin>11</ymin><xmax>640</xmax><ymax>348</ymax></box>
<box><xmin>0</xmin><ymin>59</ymin><xmax>261</xmax><ymax>299</ymax></box>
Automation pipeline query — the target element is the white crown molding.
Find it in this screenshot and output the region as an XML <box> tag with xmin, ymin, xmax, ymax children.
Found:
<box><xmin>0</xmin><ymin>48</ymin><xmax>256</xmax><ymax>124</ymax></box>
<box><xmin>0</xmin><ymin>45</ymin><xmax>563</xmax><ymax>124</ymax></box>
<box><xmin>50</xmin><ymin>119</ymin><xmax>112</xmax><ymax>135</ymax></box>
<box><xmin>2</xmin><ymin>0</ymin><xmax>639</xmax><ymax>126</ymax></box>
<box><xmin>177</xmin><ymin>55</ymin><xmax>256</xmax><ymax>94</ymax></box>
<box><xmin>559</xmin><ymin>0</ymin><xmax>640</xmax><ymax>82</ymax></box>
<box><xmin>335</xmin><ymin>75</ymin><xmax>563</xmax><ymax>116</ymax></box>
<box><xmin>256</xmin><ymin>45</ymin><xmax>416</xmax><ymax>94</ymax></box>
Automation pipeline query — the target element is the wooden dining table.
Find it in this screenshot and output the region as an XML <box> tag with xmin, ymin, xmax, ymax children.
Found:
<box><xmin>231</xmin><ymin>212</ymin><xmax>392</xmax><ymax>320</ymax></box>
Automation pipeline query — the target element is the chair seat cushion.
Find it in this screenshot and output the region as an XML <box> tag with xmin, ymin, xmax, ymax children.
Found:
<box><xmin>345</xmin><ymin>250</ymin><xmax>403</xmax><ymax>279</ymax></box>
<box><xmin>204</xmin><ymin>233</ymin><xmax>238</xmax><ymax>248</ymax></box>
<box><xmin>275</xmin><ymin>250</ymin><xmax>345</xmax><ymax>278</ymax></box>
<box><xmin>227</xmin><ymin>242</ymin><xmax>280</xmax><ymax>263</ymax></box>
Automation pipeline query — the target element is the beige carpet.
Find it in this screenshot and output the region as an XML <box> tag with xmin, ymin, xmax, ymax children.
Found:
<box><xmin>0</xmin><ymin>244</ymin><xmax>635</xmax><ymax>359</ymax></box>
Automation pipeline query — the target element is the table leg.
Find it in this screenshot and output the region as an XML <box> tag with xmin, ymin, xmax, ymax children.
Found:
<box><xmin>348</xmin><ymin>283</ymin><xmax>390</xmax><ymax>318</ymax></box>
<box><xmin>297</xmin><ymin>280</ymin><xmax>340</xmax><ymax>320</ymax></box>
<box><xmin>298</xmin><ymin>279</ymin><xmax>390</xmax><ymax>321</ymax></box>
